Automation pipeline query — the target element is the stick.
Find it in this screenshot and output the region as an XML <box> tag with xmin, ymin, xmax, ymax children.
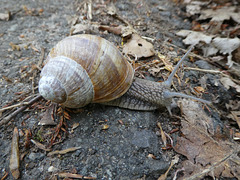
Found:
<box><xmin>0</xmin><ymin>102</ymin><xmax>30</xmax><ymax>113</ymax></box>
<box><xmin>184</xmin><ymin>67</ymin><xmax>224</xmax><ymax>74</ymax></box>
<box><xmin>0</xmin><ymin>94</ymin><xmax>42</xmax><ymax>126</ymax></box>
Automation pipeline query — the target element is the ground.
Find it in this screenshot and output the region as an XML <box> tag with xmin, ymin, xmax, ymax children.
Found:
<box><xmin>0</xmin><ymin>0</ymin><xmax>239</xmax><ymax>180</ymax></box>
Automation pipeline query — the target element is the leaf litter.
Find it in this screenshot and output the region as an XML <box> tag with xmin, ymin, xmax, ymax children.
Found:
<box><xmin>177</xmin><ymin>2</ymin><xmax>240</xmax><ymax>69</ymax></box>
<box><xmin>176</xmin><ymin>30</ymin><xmax>240</xmax><ymax>67</ymax></box>
<box><xmin>174</xmin><ymin>99</ymin><xmax>240</xmax><ymax>179</ymax></box>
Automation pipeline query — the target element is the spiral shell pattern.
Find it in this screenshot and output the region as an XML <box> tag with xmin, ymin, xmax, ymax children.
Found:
<box><xmin>39</xmin><ymin>34</ymin><xmax>134</xmax><ymax>108</ymax></box>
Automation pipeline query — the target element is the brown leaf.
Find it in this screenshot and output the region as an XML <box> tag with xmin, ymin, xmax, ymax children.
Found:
<box><xmin>220</xmin><ymin>77</ymin><xmax>240</xmax><ymax>93</ymax></box>
<box><xmin>174</xmin><ymin>100</ymin><xmax>240</xmax><ymax>179</ymax></box>
<box><xmin>38</xmin><ymin>107</ymin><xmax>56</xmax><ymax>126</ymax></box>
<box><xmin>123</xmin><ymin>34</ymin><xmax>155</xmax><ymax>58</ymax></box>
<box><xmin>230</xmin><ymin>111</ymin><xmax>240</xmax><ymax>129</ymax></box>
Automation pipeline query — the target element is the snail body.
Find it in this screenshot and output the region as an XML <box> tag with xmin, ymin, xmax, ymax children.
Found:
<box><xmin>39</xmin><ymin>34</ymin><xmax>210</xmax><ymax>115</ymax></box>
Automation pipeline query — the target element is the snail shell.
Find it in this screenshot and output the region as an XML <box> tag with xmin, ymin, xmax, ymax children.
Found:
<box><xmin>39</xmin><ymin>34</ymin><xmax>134</xmax><ymax>108</ymax></box>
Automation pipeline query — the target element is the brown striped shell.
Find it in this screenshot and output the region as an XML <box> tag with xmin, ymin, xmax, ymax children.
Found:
<box><xmin>39</xmin><ymin>34</ymin><xmax>134</xmax><ymax>108</ymax></box>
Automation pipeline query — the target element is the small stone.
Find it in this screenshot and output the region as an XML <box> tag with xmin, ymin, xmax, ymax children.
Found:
<box><xmin>48</xmin><ymin>166</ymin><xmax>58</xmax><ymax>173</ymax></box>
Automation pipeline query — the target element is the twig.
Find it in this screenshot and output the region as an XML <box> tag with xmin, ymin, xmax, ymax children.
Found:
<box><xmin>87</xmin><ymin>0</ymin><xmax>92</xmax><ymax>20</ymax></box>
<box><xmin>0</xmin><ymin>102</ymin><xmax>30</xmax><ymax>113</ymax></box>
<box><xmin>58</xmin><ymin>172</ymin><xmax>96</xmax><ymax>179</ymax></box>
<box><xmin>184</xmin><ymin>67</ymin><xmax>226</xmax><ymax>75</ymax></box>
<box><xmin>0</xmin><ymin>94</ymin><xmax>42</xmax><ymax>126</ymax></box>
<box><xmin>38</xmin><ymin>47</ymin><xmax>45</xmax><ymax>68</ymax></box>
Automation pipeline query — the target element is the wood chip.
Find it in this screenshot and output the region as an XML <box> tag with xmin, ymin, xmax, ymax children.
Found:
<box><xmin>10</xmin><ymin>127</ymin><xmax>20</xmax><ymax>179</ymax></box>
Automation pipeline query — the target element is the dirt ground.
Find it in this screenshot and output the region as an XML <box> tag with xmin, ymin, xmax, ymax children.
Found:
<box><xmin>0</xmin><ymin>0</ymin><xmax>240</xmax><ymax>180</ymax></box>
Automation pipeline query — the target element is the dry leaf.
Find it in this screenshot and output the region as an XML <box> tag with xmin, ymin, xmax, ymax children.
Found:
<box><xmin>123</xmin><ymin>34</ymin><xmax>155</xmax><ymax>58</ymax></box>
<box><xmin>185</xmin><ymin>1</ymin><xmax>209</xmax><ymax>16</ymax></box>
<box><xmin>174</xmin><ymin>100</ymin><xmax>240</xmax><ymax>179</ymax></box>
<box><xmin>121</xmin><ymin>26</ymin><xmax>136</xmax><ymax>38</ymax></box>
<box><xmin>230</xmin><ymin>111</ymin><xmax>240</xmax><ymax>129</ymax></box>
<box><xmin>71</xmin><ymin>24</ymin><xmax>92</xmax><ymax>35</ymax></box>
<box><xmin>199</xmin><ymin>6</ymin><xmax>240</xmax><ymax>23</ymax></box>
<box><xmin>213</xmin><ymin>37</ymin><xmax>240</xmax><ymax>67</ymax></box>
<box><xmin>176</xmin><ymin>30</ymin><xmax>240</xmax><ymax>67</ymax></box>
<box><xmin>38</xmin><ymin>107</ymin><xmax>56</xmax><ymax>125</ymax></box>
<box><xmin>176</xmin><ymin>30</ymin><xmax>213</xmax><ymax>45</ymax></box>
<box><xmin>225</xmin><ymin>100</ymin><xmax>240</xmax><ymax>111</ymax></box>
<box><xmin>220</xmin><ymin>77</ymin><xmax>240</xmax><ymax>93</ymax></box>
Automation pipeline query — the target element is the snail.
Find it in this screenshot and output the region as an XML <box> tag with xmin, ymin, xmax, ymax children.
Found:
<box><xmin>39</xmin><ymin>34</ymin><xmax>210</xmax><ymax>115</ymax></box>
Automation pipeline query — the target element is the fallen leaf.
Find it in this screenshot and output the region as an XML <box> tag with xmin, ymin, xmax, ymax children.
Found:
<box><xmin>176</xmin><ymin>30</ymin><xmax>214</xmax><ymax>45</ymax></box>
<box><xmin>121</xmin><ymin>26</ymin><xmax>136</xmax><ymax>38</ymax></box>
<box><xmin>123</xmin><ymin>34</ymin><xmax>155</xmax><ymax>58</ymax></box>
<box><xmin>220</xmin><ymin>77</ymin><xmax>240</xmax><ymax>93</ymax></box>
<box><xmin>71</xmin><ymin>24</ymin><xmax>92</xmax><ymax>35</ymax></box>
<box><xmin>199</xmin><ymin>6</ymin><xmax>240</xmax><ymax>23</ymax></box>
<box><xmin>174</xmin><ymin>100</ymin><xmax>240</xmax><ymax>179</ymax></box>
<box><xmin>225</xmin><ymin>100</ymin><xmax>240</xmax><ymax>111</ymax></box>
<box><xmin>185</xmin><ymin>1</ymin><xmax>209</xmax><ymax>16</ymax></box>
<box><xmin>176</xmin><ymin>30</ymin><xmax>240</xmax><ymax>67</ymax></box>
<box><xmin>213</xmin><ymin>37</ymin><xmax>240</xmax><ymax>67</ymax></box>
<box><xmin>38</xmin><ymin>107</ymin><xmax>56</xmax><ymax>125</ymax></box>
<box><xmin>230</xmin><ymin>111</ymin><xmax>240</xmax><ymax>129</ymax></box>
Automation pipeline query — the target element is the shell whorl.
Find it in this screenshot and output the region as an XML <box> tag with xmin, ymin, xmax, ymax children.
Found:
<box><xmin>39</xmin><ymin>34</ymin><xmax>134</xmax><ymax>108</ymax></box>
<box><xmin>39</xmin><ymin>56</ymin><xmax>94</xmax><ymax>108</ymax></box>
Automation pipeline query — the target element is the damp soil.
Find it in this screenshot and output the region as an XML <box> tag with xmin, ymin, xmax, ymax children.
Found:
<box><xmin>0</xmin><ymin>0</ymin><xmax>238</xmax><ymax>180</ymax></box>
